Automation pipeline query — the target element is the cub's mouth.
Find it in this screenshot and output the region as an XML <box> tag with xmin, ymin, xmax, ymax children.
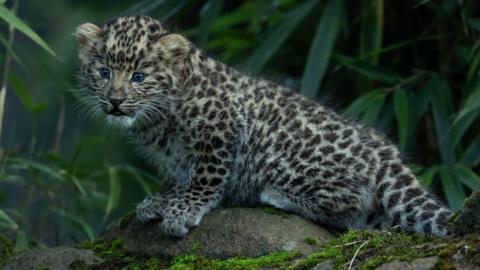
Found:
<box><xmin>108</xmin><ymin>107</ymin><xmax>127</xmax><ymax>116</ymax></box>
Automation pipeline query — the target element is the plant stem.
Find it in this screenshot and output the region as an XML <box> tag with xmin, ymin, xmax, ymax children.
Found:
<box><xmin>0</xmin><ymin>0</ymin><xmax>19</xmax><ymax>154</ymax></box>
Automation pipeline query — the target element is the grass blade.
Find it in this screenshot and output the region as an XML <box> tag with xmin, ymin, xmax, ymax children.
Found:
<box><xmin>244</xmin><ymin>0</ymin><xmax>318</xmax><ymax>73</ymax></box>
<box><xmin>300</xmin><ymin>0</ymin><xmax>344</xmax><ymax>98</ymax></box>
<box><xmin>196</xmin><ymin>0</ymin><xmax>224</xmax><ymax>48</ymax></box>
<box><xmin>393</xmin><ymin>88</ymin><xmax>409</xmax><ymax>150</ymax></box>
<box><xmin>0</xmin><ymin>5</ymin><xmax>55</xmax><ymax>56</ymax></box>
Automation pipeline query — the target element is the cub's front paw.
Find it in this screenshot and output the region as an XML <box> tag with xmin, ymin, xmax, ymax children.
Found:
<box><xmin>160</xmin><ymin>207</ymin><xmax>205</xmax><ymax>237</ymax></box>
<box><xmin>136</xmin><ymin>196</ymin><xmax>164</xmax><ymax>223</ymax></box>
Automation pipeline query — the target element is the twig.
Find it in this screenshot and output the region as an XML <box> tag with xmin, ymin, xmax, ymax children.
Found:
<box><xmin>332</xmin><ymin>240</ymin><xmax>363</xmax><ymax>248</ymax></box>
<box><xmin>346</xmin><ymin>239</ymin><xmax>369</xmax><ymax>270</ymax></box>
<box><xmin>0</xmin><ymin>0</ymin><xmax>19</xmax><ymax>153</ymax></box>
<box><xmin>53</xmin><ymin>101</ymin><xmax>65</xmax><ymax>154</ymax></box>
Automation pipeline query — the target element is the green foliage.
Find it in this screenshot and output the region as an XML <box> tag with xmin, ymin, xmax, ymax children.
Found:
<box><xmin>0</xmin><ymin>3</ymin><xmax>54</xmax><ymax>56</ymax></box>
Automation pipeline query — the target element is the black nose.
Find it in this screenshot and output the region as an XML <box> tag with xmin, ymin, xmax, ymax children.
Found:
<box><xmin>108</xmin><ymin>97</ymin><xmax>125</xmax><ymax>108</ymax></box>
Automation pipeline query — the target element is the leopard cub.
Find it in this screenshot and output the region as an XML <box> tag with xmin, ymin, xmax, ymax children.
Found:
<box><xmin>75</xmin><ymin>16</ymin><xmax>453</xmax><ymax>237</ymax></box>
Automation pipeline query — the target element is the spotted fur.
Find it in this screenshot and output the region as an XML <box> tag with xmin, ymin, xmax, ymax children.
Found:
<box><xmin>75</xmin><ymin>16</ymin><xmax>453</xmax><ymax>237</ymax></box>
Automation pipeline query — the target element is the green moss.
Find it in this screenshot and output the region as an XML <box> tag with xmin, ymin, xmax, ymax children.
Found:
<box><xmin>262</xmin><ymin>207</ymin><xmax>289</xmax><ymax>218</ymax></box>
<box><xmin>288</xmin><ymin>230</ymin><xmax>435</xmax><ymax>270</ymax></box>
<box><xmin>119</xmin><ymin>212</ymin><xmax>136</xmax><ymax>229</ymax></box>
<box><xmin>77</xmin><ymin>238</ymin><xmax>125</xmax><ymax>260</ymax></box>
<box><xmin>145</xmin><ymin>258</ymin><xmax>164</xmax><ymax>269</ymax></box>
<box><xmin>304</xmin><ymin>237</ymin><xmax>317</xmax><ymax>246</ymax></box>
<box><xmin>69</xmin><ymin>260</ymin><xmax>87</xmax><ymax>270</ymax></box>
<box><xmin>0</xmin><ymin>234</ymin><xmax>13</xmax><ymax>266</ymax></box>
<box><xmin>434</xmin><ymin>259</ymin><xmax>455</xmax><ymax>270</ymax></box>
<box><xmin>169</xmin><ymin>251</ymin><xmax>300</xmax><ymax>270</ymax></box>
<box><xmin>77</xmin><ymin>238</ymin><xmax>170</xmax><ymax>269</ymax></box>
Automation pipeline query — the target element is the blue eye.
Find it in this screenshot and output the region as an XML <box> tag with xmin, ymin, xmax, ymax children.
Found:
<box><xmin>98</xmin><ymin>68</ymin><xmax>111</xmax><ymax>79</ymax></box>
<box><xmin>131</xmin><ymin>72</ymin><xmax>145</xmax><ymax>83</ymax></box>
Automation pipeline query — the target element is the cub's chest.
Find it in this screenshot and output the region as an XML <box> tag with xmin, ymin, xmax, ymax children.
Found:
<box><xmin>137</xmin><ymin>133</ymin><xmax>195</xmax><ymax>183</ymax></box>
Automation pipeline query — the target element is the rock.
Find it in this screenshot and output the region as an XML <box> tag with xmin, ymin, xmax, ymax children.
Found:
<box><xmin>102</xmin><ymin>207</ymin><xmax>333</xmax><ymax>259</ymax></box>
<box><xmin>312</xmin><ymin>260</ymin><xmax>334</xmax><ymax>270</ymax></box>
<box><xmin>3</xmin><ymin>246</ymin><xmax>103</xmax><ymax>270</ymax></box>
<box><xmin>450</xmin><ymin>189</ymin><xmax>480</xmax><ymax>236</ymax></box>
<box><xmin>375</xmin><ymin>256</ymin><xmax>439</xmax><ymax>270</ymax></box>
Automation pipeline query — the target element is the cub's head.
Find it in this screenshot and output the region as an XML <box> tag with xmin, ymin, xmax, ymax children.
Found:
<box><xmin>75</xmin><ymin>16</ymin><xmax>192</xmax><ymax>127</ymax></box>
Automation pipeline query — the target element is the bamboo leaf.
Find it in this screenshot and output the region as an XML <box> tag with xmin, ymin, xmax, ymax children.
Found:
<box><xmin>393</xmin><ymin>88</ymin><xmax>409</xmax><ymax>150</ymax></box>
<box><xmin>70</xmin><ymin>176</ymin><xmax>87</xmax><ymax>196</ymax></box>
<box><xmin>439</xmin><ymin>168</ymin><xmax>465</xmax><ymax>210</ymax></box>
<box><xmin>8</xmin><ymin>71</ymin><xmax>46</xmax><ymax>113</ymax></box>
<box><xmin>344</xmin><ymin>90</ymin><xmax>386</xmax><ymax>119</ymax></box>
<box><xmin>0</xmin><ymin>208</ymin><xmax>18</xmax><ymax>230</ymax></box>
<box><xmin>357</xmin><ymin>0</ymin><xmax>384</xmax><ymax>94</ymax></box>
<box><xmin>334</xmin><ymin>54</ymin><xmax>401</xmax><ymax>84</ymax></box>
<box><xmin>451</xmin><ymin>164</ymin><xmax>480</xmax><ymax>190</ymax></box>
<box><xmin>197</xmin><ymin>0</ymin><xmax>224</xmax><ymax>48</ymax></box>
<box><xmin>244</xmin><ymin>0</ymin><xmax>318</xmax><ymax>73</ymax></box>
<box><xmin>453</xmin><ymin>80</ymin><xmax>480</xmax><ymax>127</ymax></box>
<box><xmin>13</xmin><ymin>231</ymin><xmax>28</xmax><ymax>253</ymax></box>
<box><xmin>462</xmin><ymin>136</ymin><xmax>480</xmax><ymax>166</ymax></box>
<box><xmin>105</xmin><ymin>166</ymin><xmax>121</xmax><ymax>219</ymax></box>
<box><xmin>361</xmin><ymin>92</ymin><xmax>386</xmax><ymax>124</ymax></box>
<box><xmin>429</xmin><ymin>79</ymin><xmax>455</xmax><ymax>164</ymax></box>
<box><xmin>419</xmin><ymin>167</ymin><xmax>437</xmax><ymax>188</ymax></box>
<box><xmin>9</xmin><ymin>157</ymin><xmax>65</xmax><ymax>182</ymax></box>
<box><xmin>57</xmin><ymin>209</ymin><xmax>95</xmax><ymax>241</ymax></box>
<box><xmin>450</xmin><ymin>107</ymin><xmax>479</xmax><ymax>149</ymax></box>
<box><xmin>0</xmin><ymin>5</ymin><xmax>55</xmax><ymax>56</ymax></box>
<box><xmin>0</xmin><ymin>34</ymin><xmax>26</xmax><ymax>70</ymax></box>
<box><xmin>124</xmin><ymin>167</ymin><xmax>152</xmax><ymax>196</ymax></box>
<box><xmin>300</xmin><ymin>0</ymin><xmax>344</xmax><ymax>98</ymax></box>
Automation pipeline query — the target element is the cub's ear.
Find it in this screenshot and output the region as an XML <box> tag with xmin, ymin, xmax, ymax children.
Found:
<box><xmin>75</xmin><ymin>23</ymin><xmax>102</xmax><ymax>47</ymax></box>
<box><xmin>158</xmin><ymin>34</ymin><xmax>191</xmax><ymax>60</ymax></box>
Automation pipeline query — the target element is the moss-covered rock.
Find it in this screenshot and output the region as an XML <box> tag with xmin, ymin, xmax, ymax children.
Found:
<box><xmin>2</xmin><ymin>246</ymin><xmax>102</xmax><ymax>270</ymax></box>
<box><xmin>101</xmin><ymin>207</ymin><xmax>333</xmax><ymax>259</ymax></box>
<box><xmin>449</xmin><ymin>189</ymin><xmax>480</xmax><ymax>236</ymax></box>
<box><xmin>4</xmin><ymin>197</ymin><xmax>480</xmax><ymax>270</ymax></box>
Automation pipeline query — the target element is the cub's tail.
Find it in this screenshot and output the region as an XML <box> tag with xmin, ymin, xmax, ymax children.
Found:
<box><xmin>375</xmin><ymin>162</ymin><xmax>453</xmax><ymax>236</ymax></box>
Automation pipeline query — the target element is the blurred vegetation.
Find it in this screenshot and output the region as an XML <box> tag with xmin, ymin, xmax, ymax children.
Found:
<box><xmin>0</xmin><ymin>0</ymin><xmax>479</xmax><ymax>252</ymax></box>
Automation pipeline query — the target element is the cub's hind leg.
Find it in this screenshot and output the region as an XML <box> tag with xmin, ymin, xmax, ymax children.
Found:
<box><xmin>259</xmin><ymin>183</ymin><xmax>375</xmax><ymax>230</ymax></box>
